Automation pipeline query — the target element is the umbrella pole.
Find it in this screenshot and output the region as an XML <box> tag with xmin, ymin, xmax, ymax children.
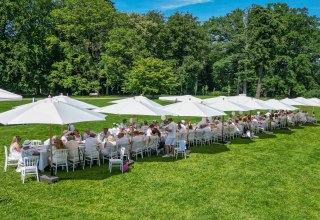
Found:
<box><xmin>49</xmin><ymin>124</ymin><xmax>54</xmax><ymax>176</ymax></box>
<box><xmin>187</xmin><ymin>116</ymin><xmax>190</xmax><ymax>147</ymax></box>
<box><xmin>221</xmin><ymin>116</ymin><xmax>224</xmax><ymax>143</ymax></box>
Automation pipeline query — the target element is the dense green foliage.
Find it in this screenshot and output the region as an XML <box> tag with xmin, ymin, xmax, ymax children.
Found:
<box><xmin>0</xmin><ymin>98</ymin><xmax>319</xmax><ymax>219</ymax></box>
<box><xmin>0</xmin><ymin>1</ymin><xmax>319</xmax><ymax>97</ymax></box>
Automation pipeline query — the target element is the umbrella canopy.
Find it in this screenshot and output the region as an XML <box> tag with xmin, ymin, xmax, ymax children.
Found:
<box><xmin>111</xmin><ymin>95</ymin><xmax>163</xmax><ymax>108</ymax></box>
<box><xmin>292</xmin><ymin>97</ymin><xmax>320</xmax><ymax>107</ymax></box>
<box><xmin>94</xmin><ymin>101</ymin><xmax>175</xmax><ymax>116</ymax></box>
<box><xmin>159</xmin><ymin>95</ymin><xmax>203</xmax><ymax>103</ymax></box>
<box><xmin>265</xmin><ymin>99</ymin><xmax>298</xmax><ymax>111</ymax></box>
<box><xmin>0</xmin><ymin>88</ymin><xmax>22</xmax><ymax>101</ymax></box>
<box><xmin>163</xmin><ymin>101</ymin><xmax>226</xmax><ymax>117</ymax></box>
<box><xmin>0</xmin><ymin>98</ymin><xmax>106</xmax><ymax>125</ymax></box>
<box><xmin>207</xmin><ymin>98</ymin><xmax>254</xmax><ymax>111</ymax></box>
<box><xmin>280</xmin><ymin>98</ymin><xmax>304</xmax><ymax>106</ymax></box>
<box><xmin>203</xmin><ymin>96</ymin><xmax>227</xmax><ymax>104</ymax></box>
<box><xmin>308</xmin><ymin>98</ymin><xmax>320</xmax><ymax>105</ymax></box>
<box><xmin>53</xmin><ymin>95</ymin><xmax>98</xmax><ymax>109</ymax></box>
<box><xmin>228</xmin><ymin>95</ymin><xmax>273</xmax><ymax>110</ymax></box>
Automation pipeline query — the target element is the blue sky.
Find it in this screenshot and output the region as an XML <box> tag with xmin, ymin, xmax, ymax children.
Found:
<box><xmin>113</xmin><ymin>0</ymin><xmax>320</xmax><ymax>21</ymax></box>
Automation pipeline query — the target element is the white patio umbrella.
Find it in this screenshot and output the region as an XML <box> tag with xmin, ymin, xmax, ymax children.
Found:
<box><xmin>0</xmin><ymin>98</ymin><xmax>106</xmax><ymax>175</ymax></box>
<box><xmin>0</xmin><ymin>88</ymin><xmax>22</xmax><ymax>101</ymax></box>
<box><xmin>111</xmin><ymin>95</ymin><xmax>163</xmax><ymax>108</ymax></box>
<box><xmin>162</xmin><ymin>101</ymin><xmax>226</xmax><ymax>117</ymax></box>
<box><xmin>265</xmin><ymin>99</ymin><xmax>298</xmax><ymax>111</ymax></box>
<box><xmin>205</xmin><ymin>98</ymin><xmax>251</xmax><ymax>143</ymax></box>
<box><xmin>308</xmin><ymin>98</ymin><xmax>320</xmax><ymax>105</ymax></box>
<box><xmin>159</xmin><ymin>95</ymin><xmax>203</xmax><ymax>103</ymax></box>
<box><xmin>280</xmin><ymin>98</ymin><xmax>304</xmax><ymax>106</ymax></box>
<box><xmin>93</xmin><ymin>100</ymin><xmax>175</xmax><ymax>116</ymax></box>
<box><xmin>292</xmin><ymin>97</ymin><xmax>320</xmax><ymax>107</ymax></box>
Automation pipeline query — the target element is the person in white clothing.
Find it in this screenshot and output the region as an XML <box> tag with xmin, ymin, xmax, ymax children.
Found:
<box><xmin>163</xmin><ymin>118</ymin><xmax>177</xmax><ymax>157</ymax></box>
<box><xmin>84</xmin><ymin>133</ymin><xmax>100</xmax><ymax>158</ymax></box>
<box><xmin>9</xmin><ymin>135</ymin><xmax>22</xmax><ymax>160</ymax></box>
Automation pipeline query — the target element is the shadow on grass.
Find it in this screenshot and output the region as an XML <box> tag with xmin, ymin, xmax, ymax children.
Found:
<box><xmin>139</xmin><ymin>144</ymin><xmax>230</xmax><ymax>163</ymax></box>
<box><xmin>256</xmin><ymin>134</ymin><xmax>278</xmax><ymax>139</ymax></box>
<box><xmin>272</xmin><ymin>129</ymin><xmax>295</xmax><ymax>135</ymax></box>
<box><xmin>41</xmin><ymin>164</ymin><xmax>123</xmax><ymax>181</ymax></box>
<box><xmin>230</xmin><ymin>138</ymin><xmax>255</xmax><ymax>145</ymax></box>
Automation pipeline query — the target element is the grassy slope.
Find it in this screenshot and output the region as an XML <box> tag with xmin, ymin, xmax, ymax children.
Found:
<box><xmin>0</xmin><ymin>97</ymin><xmax>319</xmax><ymax>219</ymax></box>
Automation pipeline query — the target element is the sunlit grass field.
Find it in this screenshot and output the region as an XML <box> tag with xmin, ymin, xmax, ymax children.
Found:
<box><xmin>0</xmin><ymin>97</ymin><xmax>319</xmax><ymax>219</ymax></box>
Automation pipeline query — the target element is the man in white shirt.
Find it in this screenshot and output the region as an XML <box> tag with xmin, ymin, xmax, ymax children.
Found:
<box><xmin>163</xmin><ymin>118</ymin><xmax>177</xmax><ymax>157</ymax></box>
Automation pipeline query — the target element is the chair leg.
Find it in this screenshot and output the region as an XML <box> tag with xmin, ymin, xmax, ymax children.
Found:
<box><xmin>4</xmin><ymin>161</ymin><xmax>7</xmax><ymax>172</ymax></box>
<box><xmin>66</xmin><ymin>163</ymin><xmax>69</xmax><ymax>172</ymax></box>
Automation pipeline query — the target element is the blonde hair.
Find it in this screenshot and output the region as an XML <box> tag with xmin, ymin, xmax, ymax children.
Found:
<box><xmin>11</xmin><ymin>136</ymin><xmax>21</xmax><ymax>145</ymax></box>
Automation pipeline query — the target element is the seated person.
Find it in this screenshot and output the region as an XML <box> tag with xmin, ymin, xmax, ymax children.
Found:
<box><xmin>82</xmin><ymin>128</ymin><xmax>91</xmax><ymax>141</ymax></box>
<box><xmin>84</xmin><ymin>133</ymin><xmax>100</xmax><ymax>157</ymax></box>
<box><xmin>65</xmin><ymin>136</ymin><xmax>80</xmax><ymax>160</ymax></box>
<box><xmin>98</xmin><ymin>128</ymin><xmax>110</xmax><ymax>142</ymax></box>
<box><xmin>73</xmin><ymin>129</ymin><xmax>82</xmax><ymax>142</ymax></box>
<box><xmin>102</xmin><ymin>135</ymin><xmax>117</xmax><ymax>157</ymax></box>
<box><xmin>9</xmin><ymin>135</ymin><xmax>22</xmax><ymax>160</ymax></box>
<box><xmin>17</xmin><ymin>140</ymin><xmax>40</xmax><ymax>172</ymax></box>
<box><xmin>20</xmin><ymin>140</ymin><xmax>40</xmax><ymax>159</ymax></box>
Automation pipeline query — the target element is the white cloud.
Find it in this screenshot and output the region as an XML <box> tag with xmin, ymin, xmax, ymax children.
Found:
<box><xmin>160</xmin><ymin>0</ymin><xmax>213</xmax><ymax>10</ymax></box>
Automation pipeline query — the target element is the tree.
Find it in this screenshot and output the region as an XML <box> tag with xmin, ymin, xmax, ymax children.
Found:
<box><xmin>48</xmin><ymin>0</ymin><xmax>117</xmax><ymax>95</ymax></box>
<box><xmin>123</xmin><ymin>58</ymin><xmax>178</xmax><ymax>96</ymax></box>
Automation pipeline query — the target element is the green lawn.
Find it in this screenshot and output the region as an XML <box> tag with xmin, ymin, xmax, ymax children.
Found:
<box><xmin>0</xmin><ymin>97</ymin><xmax>320</xmax><ymax>219</ymax></box>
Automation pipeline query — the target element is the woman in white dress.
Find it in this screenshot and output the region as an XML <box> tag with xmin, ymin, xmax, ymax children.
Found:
<box><xmin>9</xmin><ymin>136</ymin><xmax>22</xmax><ymax>160</ymax></box>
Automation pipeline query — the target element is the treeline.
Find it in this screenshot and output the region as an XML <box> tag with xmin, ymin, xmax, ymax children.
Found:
<box><xmin>0</xmin><ymin>0</ymin><xmax>319</xmax><ymax>98</ymax></box>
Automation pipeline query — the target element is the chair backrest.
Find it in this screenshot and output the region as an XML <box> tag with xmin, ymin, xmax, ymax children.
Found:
<box><xmin>132</xmin><ymin>139</ymin><xmax>143</xmax><ymax>151</ymax></box>
<box><xmin>31</xmin><ymin>140</ymin><xmax>42</xmax><ymax>147</ymax></box>
<box><xmin>23</xmin><ymin>156</ymin><xmax>39</xmax><ymax>168</ymax></box>
<box><xmin>53</xmin><ymin>149</ymin><xmax>68</xmax><ymax>162</ymax></box>
<box><xmin>203</xmin><ymin>131</ymin><xmax>212</xmax><ymax>139</ymax></box>
<box><xmin>188</xmin><ymin>131</ymin><xmax>195</xmax><ymax>140</ymax></box>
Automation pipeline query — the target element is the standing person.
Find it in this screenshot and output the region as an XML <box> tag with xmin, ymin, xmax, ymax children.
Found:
<box><xmin>163</xmin><ymin>118</ymin><xmax>177</xmax><ymax>157</ymax></box>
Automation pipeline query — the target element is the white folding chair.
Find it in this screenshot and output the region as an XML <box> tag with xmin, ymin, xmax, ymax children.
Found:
<box><xmin>131</xmin><ymin>140</ymin><xmax>144</xmax><ymax>160</ymax></box>
<box><xmin>202</xmin><ymin>131</ymin><xmax>212</xmax><ymax>145</ymax></box>
<box><xmin>52</xmin><ymin>149</ymin><xmax>69</xmax><ymax>174</ymax></box>
<box><xmin>187</xmin><ymin>131</ymin><xmax>195</xmax><ymax>146</ymax></box>
<box><xmin>102</xmin><ymin>142</ymin><xmax>117</xmax><ymax>164</ymax></box>
<box><xmin>109</xmin><ymin>147</ymin><xmax>124</xmax><ymax>173</ymax></box>
<box><xmin>4</xmin><ymin>146</ymin><xmax>19</xmax><ymax>172</ymax></box>
<box><xmin>21</xmin><ymin>156</ymin><xmax>39</xmax><ymax>184</ymax></box>
<box><xmin>85</xmin><ymin>149</ymin><xmax>100</xmax><ymax>168</ymax></box>
<box><xmin>68</xmin><ymin>147</ymin><xmax>83</xmax><ymax>172</ymax></box>
<box><xmin>174</xmin><ymin>140</ymin><xmax>186</xmax><ymax>159</ymax></box>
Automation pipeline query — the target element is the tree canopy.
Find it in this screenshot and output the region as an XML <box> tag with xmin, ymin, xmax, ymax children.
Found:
<box><xmin>0</xmin><ymin>1</ymin><xmax>319</xmax><ymax>97</ymax></box>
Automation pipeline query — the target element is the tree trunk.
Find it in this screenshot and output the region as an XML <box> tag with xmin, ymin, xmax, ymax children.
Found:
<box><xmin>255</xmin><ymin>65</ymin><xmax>263</xmax><ymax>98</ymax></box>
<box><xmin>243</xmin><ymin>80</ymin><xmax>247</xmax><ymax>95</ymax></box>
<box><xmin>236</xmin><ymin>81</ymin><xmax>240</xmax><ymax>95</ymax></box>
